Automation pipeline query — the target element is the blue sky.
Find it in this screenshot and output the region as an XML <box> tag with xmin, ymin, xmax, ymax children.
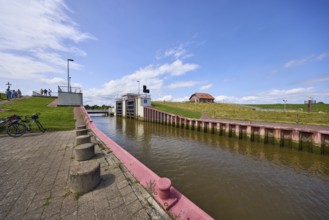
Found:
<box><xmin>0</xmin><ymin>0</ymin><xmax>328</xmax><ymax>105</ymax></box>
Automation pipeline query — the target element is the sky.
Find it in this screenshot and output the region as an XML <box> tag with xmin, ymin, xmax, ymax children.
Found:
<box><xmin>0</xmin><ymin>0</ymin><xmax>328</xmax><ymax>105</ymax></box>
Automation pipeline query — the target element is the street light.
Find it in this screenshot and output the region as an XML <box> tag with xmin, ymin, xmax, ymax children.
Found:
<box><xmin>67</xmin><ymin>59</ymin><xmax>74</xmax><ymax>92</ymax></box>
<box><xmin>283</xmin><ymin>99</ymin><xmax>287</xmax><ymax>111</ymax></box>
<box><xmin>137</xmin><ymin>81</ymin><xmax>140</xmax><ymax>96</ymax></box>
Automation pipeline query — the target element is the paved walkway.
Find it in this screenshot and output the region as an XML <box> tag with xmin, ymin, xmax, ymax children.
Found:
<box><xmin>0</xmin><ymin>129</ymin><xmax>171</xmax><ymax>219</ymax></box>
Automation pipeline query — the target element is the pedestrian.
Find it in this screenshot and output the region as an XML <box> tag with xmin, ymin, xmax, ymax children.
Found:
<box><xmin>48</xmin><ymin>89</ymin><xmax>52</xmax><ymax>96</ymax></box>
<box><xmin>40</xmin><ymin>89</ymin><xmax>44</xmax><ymax>96</ymax></box>
<box><xmin>6</xmin><ymin>88</ymin><xmax>11</xmax><ymax>100</ymax></box>
<box><xmin>17</xmin><ymin>89</ymin><xmax>22</xmax><ymax>98</ymax></box>
<box><xmin>12</xmin><ymin>90</ymin><xmax>17</xmax><ymax>99</ymax></box>
<box><xmin>44</xmin><ymin>89</ymin><xmax>47</xmax><ymax>96</ymax></box>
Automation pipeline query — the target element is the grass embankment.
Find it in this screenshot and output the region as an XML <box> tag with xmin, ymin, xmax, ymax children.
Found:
<box><xmin>247</xmin><ymin>103</ymin><xmax>329</xmax><ymax>112</ymax></box>
<box><xmin>152</xmin><ymin>102</ymin><xmax>202</xmax><ymax>118</ymax></box>
<box><xmin>152</xmin><ymin>101</ymin><xmax>329</xmax><ymax>126</ymax></box>
<box><xmin>0</xmin><ymin>97</ymin><xmax>75</xmax><ymax>133</ymax></box>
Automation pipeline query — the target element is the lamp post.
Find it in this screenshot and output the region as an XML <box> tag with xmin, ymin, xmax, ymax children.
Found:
<box><xmin>67</xmin><ymin>59</ymin><xmax>74</xmax><ymax>92</ymax></box>
<box><xmin>283</xmin><ymin>99</ymin><xmax>287</xmax><ymax>111</ymax></box>
<box><xmin>137</xmin><ymin>81</ymin><xmax>140</xmax><ymax>96</ymax></box>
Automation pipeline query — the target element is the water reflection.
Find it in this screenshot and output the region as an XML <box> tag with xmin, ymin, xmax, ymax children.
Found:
<box><xmin>93</xmin><ymin>116</ymin><xmax>329</xmax><ymax>220</ymax></box>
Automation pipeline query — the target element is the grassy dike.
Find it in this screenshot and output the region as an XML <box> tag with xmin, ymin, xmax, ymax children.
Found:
<box><xmin>0</xmin><ymin>97</ymin><xmax>75</xmax><ymax>132</ymax></box>
<box><xmin>152</xmin><ymin>101</ymin><xmax>329</xmax><ymax>126</ymax></box>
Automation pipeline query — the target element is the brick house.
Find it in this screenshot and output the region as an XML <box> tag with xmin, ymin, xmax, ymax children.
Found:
<box><xmin>189</xmin><ymin>93</ymin><xmax>215</xmax><ymax>103</ymax></box>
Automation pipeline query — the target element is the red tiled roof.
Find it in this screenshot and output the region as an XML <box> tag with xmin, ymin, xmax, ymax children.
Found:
<box><xmin>189</xmin><ymin>93</ymin><xmax>215</xmax><ymax>100</ymax></box>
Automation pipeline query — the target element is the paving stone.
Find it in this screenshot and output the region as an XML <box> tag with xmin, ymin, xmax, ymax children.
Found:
<box><xmin>77</xmin><ymin>192</ymin><xmax>94</xmax><ymax>204</ymax></box>
<box><xmin>79</xmin><ymin>211</ymin><xmax>96</xmax><ymax>220</ymax></box>
<box><xmin>126</xmin><ymin>200</ymin><xmax>144</xmax><ymax>215</ymax></box>
<box><xmin>78</xmin><ymin>200</ymin><xmax>95</xmax><ymax>214</ymax></box>
<box><xmin>0</xmin><ymin>211</ymin><xmax>7</xmax><ymax>220</ymax></box>
<box><xmin>109</xmin><ymin>196</ymin><xmax>124</xmax><ymax>209</ymax></box>
<box><xmin>112</xmin><ymin>205</ymin><xmax>132</xmax><ymax>220</ymax></box>
<box><xmin>118</xmin><ymin>179</ymin><xmax>130</xmax><ymax>189</ymax></box>
<box><xmin>41</xmin><ymin>197</ymin><xmax>62</xmax><ymax>219</ymax></box>
<box><xmin>5</xmin><ymin>210</ymin><xmax>25</xmax><ymax>220</ymax></box>
<box><xmin>133</xmin><ymin>209</ymin><xmax>152</xmax><ymax>220</ymax></box>
<box><xmin>61</xmin><ymin>212</ymin><xmax>78</xmax><ymax>220</ymax></box>
<box><xmin>23</xmin><ymin>208</ymin><xmax>44</xmax><ymax>220</ymax></box>
<box><xmin>120</xmin><ymin>185</ymin><xmax>134</xmax><ymax>196</ymax></box>
<box><xmin>123</xmin><ymin>192</ymin><xmax>138</xmax><ymax>205</ymax></box>
<box><xmin>94</xmin><ymin>198</ymin><xmax>109</xmax><ymax>211</ymax></box>
<box><xmin>95</xmin><ymin>208</ymin><xmax>113</xmax><ymax>220</ymax></box>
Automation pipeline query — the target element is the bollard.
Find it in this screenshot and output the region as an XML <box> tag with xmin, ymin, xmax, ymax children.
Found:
<box><xmin>157</xmin><ymin>177</ymin><xmax>172</xmax><ymax>200</ymax></box>
<box><xmin>69</xmin><ymin>161</ymin><xmax>101</xmax><ymax>194</ymax></box>
<box><xmin>74</xmin><ymin>143</ymin><xmax>95</xmax><ymax>161</ymax></box>
<box><xmin>75</xmin><ymin>135</ymin><xmax>91</xmax><ymax>145</ymax></box>
<box><xmin>76</xmin><ymin>129</ymin><xmax>88</xmax><ymax>136</ymax></box>
<box><xmin>77</xmin><ymin>125</ymin><xmax>87</xmax><ymax>130</ymax></box>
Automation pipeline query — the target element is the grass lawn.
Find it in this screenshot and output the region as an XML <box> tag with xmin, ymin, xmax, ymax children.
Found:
<box><xmin>247</xmin><ymin>103</ymin><xmax>329</xmax><ymax>112</ymax></box>
<box><xmin>0</xmin><ymin>97</ymin><xmax>75</xmax><ymax>133</ymax></box>
<box><xmin>0</xmin><ymin>93</ymin><xmax>6</xmax><ymax>100</ymax></box>
<box><xmin>152</xmin><ymin>101</ymin><xmax>329</xmax><ymax>126</ymax></box>
<box><xmin>152</xmin><ymin>102</ymin><xmax>202</xmax><ymax>118</ymax></box>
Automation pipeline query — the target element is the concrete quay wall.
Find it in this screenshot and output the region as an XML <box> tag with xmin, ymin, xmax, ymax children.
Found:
<box><xmin>144</xmin><ymin>107</ymin><xmax>329</xmax><ymax>155</ymax></box>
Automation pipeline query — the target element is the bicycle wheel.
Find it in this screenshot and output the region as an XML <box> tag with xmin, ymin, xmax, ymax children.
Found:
<box><xmin>35</xmin><ymin>120</ymin><xmax>46</xmax><ymax>133</ymax></box>
<box><xmin>7</xmin><ymin>122</ymin><xmax>27</xmax><ymax>137</ymax></box>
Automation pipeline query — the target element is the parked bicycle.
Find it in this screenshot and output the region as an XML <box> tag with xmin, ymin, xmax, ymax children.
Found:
<box><xmin>21</xmin><ymin>113</ymin><xmax>47</xmax><ymax>133</ymax></box>
<box><xmin>1</xmin><ymin>115</ymin><xmax>26</xmax><ymax>137</ymax></box>
<box><xmin>5</xmin><ymin>113</ymin><xmax>46</xmax><ymax>137</ymax></box>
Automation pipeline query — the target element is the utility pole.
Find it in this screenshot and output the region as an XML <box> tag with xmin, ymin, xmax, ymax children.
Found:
<box><xmin>283</xmin><ymin>99</ymin><xmax>287</xmax><ymax>111</ymax></box>
<box><xmin>137</xmin><ymin>81</ymin><xmax>140</xmax><ymax>96</ymax></box>
<box><xmin>67</xmin><ymin>59</ymin><xmax>74</xmax><ymax>92</ymax></box>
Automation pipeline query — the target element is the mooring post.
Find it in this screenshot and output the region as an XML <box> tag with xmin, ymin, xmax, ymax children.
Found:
<box><xmin>158</xmin><ymin>177</ymin><xmax>172</xmax><ymax>200</ymax></box>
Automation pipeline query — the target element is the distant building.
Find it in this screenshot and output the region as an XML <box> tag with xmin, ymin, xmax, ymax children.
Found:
<box><xmin>189</xmin><ymin>93</ymin><xmax>215</xmax><ymax>103</ymax></box>
<box><xmin>115</xmin><ymin>93</ymin><xmax>151</xmax><ymax>119</ymax></box>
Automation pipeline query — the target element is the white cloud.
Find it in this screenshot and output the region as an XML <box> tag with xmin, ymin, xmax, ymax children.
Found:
<box><xmin>215</xmin><ymin>95</ymin><xmax>234</xmax><ymax>102</ymax></box>
<box><xmin>158</xmin><ymin>60</ymin><xmax>198</xmax><ymax>76</ymax></box>
<box><xmin>155</xmin><ymin>95</ymin><xmax>174</xmax><ymax>101</ymax></box>
<box><xmin>155</xmin><ymin>95</ymin><xmax>190</xmax><ymax>102</ymax></box>
<box><xmin>0</xmin><ymin>0</ymin><xmax>94</xmax><ymax>52</ymax></box>
<box><xmin>0</xmin><ymin>52</ymin><xmax>60</xmax><ymax>79</ymax></box>
<box><xmin>200</xmin><ymin>84</ymin><xmax>212</xmax><ymax>91</ymax></box>
<box><xmin>173</xmin><ymin>96</ymin><xmax>190</xmax><ymax>102</ymax></box>
<box><xmin>160</xmin><ymin>44</ymin><xmax>194</xmax><ymax>60</ymax></box>
<box><xmin>167</xmin><ymin>81</ymin><xmax>198</xmax><ymax>89</ymax></box>
<box><xmin>83</xmin><ymin>59</ymin><xmax>199</xmax><ymax>105</ymax></box>
<box><xmin>39</xmin><ymin>77</ymin><xmax>66</xmax><ymax>85</ymax></box>
<box><xmin>315</xmin><ymin>52</ymin><xmax>329</xmax><ymax>60</ymax></box>
<box><xmin>301</xmin><ymin>74</ymin><xmax>329</xmax><ymax>84</ymax></box>
<box><xmin>165</xmin><ymin>46</ymin><xmax>187</xmax><ymax>59</ymax></box>
<box><xmin>267</xmin><ymin>87</ymin><xmax>313</xmax><ymax>96</ymax></box>
<box><xmin>283</xmin><ymin>52</ymin><xmax>328</xmax><ymax>68</ymax></box>
<box><xmin>241</xmin><ymin>96</ymin><xmax>258</xmax><ymax>101</ymax></box>
<box><xmin>0</xmin><ymin>0</ymin><xmax>94</xmax><ymax>81</ymax></box>
<box><xmin>214</xmin><ymin>87</ymin><xmax>328</xmax><ymax>104</ymax></box>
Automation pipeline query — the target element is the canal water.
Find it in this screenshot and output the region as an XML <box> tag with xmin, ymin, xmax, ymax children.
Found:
<box><xmin>92</xmin><ymin>116</ymin><xmax>329</xmax><ymax>220</ymax></box>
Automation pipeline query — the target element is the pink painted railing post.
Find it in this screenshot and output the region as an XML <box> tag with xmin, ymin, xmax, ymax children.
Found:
<box><xmin>158</xmin><ymin>177</ymin><xmax>171</xmax><ymax>200</ymax></box>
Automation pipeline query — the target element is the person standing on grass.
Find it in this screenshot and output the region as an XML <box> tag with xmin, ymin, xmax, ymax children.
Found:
<box><xmin>40</xmin><ymin>89</ymin><xmax>44</xmax><ymax>96</ymax></box>
<box><xmin>17</xmin><ymin>89</ymin><xmax>22</xmax><ymax>98</ymax></box>
<box><xmin>6</xmin><ymin>88</ymin><xmax>11</xmax><ymax>100</ymax></box>
<box><xmin>12</xmin><ymin>90</ymin><xmax>17</xmax><ymax>99</ymax></box>
<box><xmin>48</xmin><ymin>89</ymin><xmax>52</xmax><ymax>96</ymax></box>
<box><xmin>44</xmin><ymin>89</ymin><xmax>48</xmax><ymax>96</ymax></box>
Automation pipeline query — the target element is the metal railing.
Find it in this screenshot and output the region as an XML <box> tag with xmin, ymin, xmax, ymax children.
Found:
<box><xmin>58</xmin><ymin>86</ymin><xmax>82</xmax><ymax>93</ymax></box>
